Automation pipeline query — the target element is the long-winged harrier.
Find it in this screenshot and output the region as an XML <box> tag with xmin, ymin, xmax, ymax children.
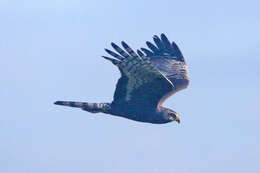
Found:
<box><xmin>54</xmin><ymin>34</ymin><xmax>189</xmax><ymax>124</ymax></box>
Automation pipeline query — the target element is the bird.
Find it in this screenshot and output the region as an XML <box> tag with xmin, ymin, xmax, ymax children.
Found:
<box><xmin>54</xmin><ymin>33</ymin><xmax>189</xmax><ymax>124</ymax></box>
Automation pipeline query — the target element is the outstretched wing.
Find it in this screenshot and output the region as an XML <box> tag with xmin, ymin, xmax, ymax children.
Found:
<box><xmin>103</xmin><ymin>41</ymin><xmax>174</xmax><ymax>108</ymax></box>
<box><xmin>139</xmin><ymin>33</ymin><xmax>189</xmax><ymax>92</ymax></box>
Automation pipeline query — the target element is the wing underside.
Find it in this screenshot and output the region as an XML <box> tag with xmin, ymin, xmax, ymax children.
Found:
<box><xmin>103</xmin><ymin>41</ymin><xmax>174</xmax><ymax>108</ymax></box>
<box><xmin>140</xmin><ymin>34</ymin><xmax>189</xmax><ymax>91</ymax></box>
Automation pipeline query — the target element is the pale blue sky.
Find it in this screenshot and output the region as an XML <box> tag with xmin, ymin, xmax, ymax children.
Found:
<box><xmin>1</xmin><ymin>1</ymin><xmax>259</xmax><ymax>173</ymax></box>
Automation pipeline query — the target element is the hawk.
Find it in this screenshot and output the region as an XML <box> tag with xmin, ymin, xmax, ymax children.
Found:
<box><xmin>54</xmin><ymin>34</ymin><xmax>189</xmax><ymax>124</ymax></box>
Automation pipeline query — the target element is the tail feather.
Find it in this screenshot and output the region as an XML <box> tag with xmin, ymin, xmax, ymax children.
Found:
<box><xmin>54</xmin><ymin>101</ymin><xmax>87</xmax><ymax>108</ymax></box>
<box><xmin>54</xmin><ymin>101</ymin><xmax>111</xmax><ymax>113</ymax></box>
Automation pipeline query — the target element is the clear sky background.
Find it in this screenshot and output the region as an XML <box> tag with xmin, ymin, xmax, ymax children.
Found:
<box><xmin>1</xmin><ymin>0</ymin><xmax>259</xmax><ymax>173</ymax></box>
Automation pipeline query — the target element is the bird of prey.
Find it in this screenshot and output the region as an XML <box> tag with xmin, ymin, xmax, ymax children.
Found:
<box><xmin>54</xmin><ymin>34</ymin><xmax>189</xmax><ymax>124</ymax></box>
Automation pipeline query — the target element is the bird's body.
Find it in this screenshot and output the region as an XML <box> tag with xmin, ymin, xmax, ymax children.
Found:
<box><xmin>55</xmin><ymin>34</ymin><xmax>189</xmax><ymax>124</ymax></box>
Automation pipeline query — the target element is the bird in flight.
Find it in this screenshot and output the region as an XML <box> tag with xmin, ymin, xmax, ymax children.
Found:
<box><xmin>54</xmin><ymin>34</ymin><xmax>189</xmax><ymax>124</ymax></box>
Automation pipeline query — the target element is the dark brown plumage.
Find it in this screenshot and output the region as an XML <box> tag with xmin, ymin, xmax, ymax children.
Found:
<box><xmin>54</xmin><ymin>33</ymin><xmax>189</xmax><ymax>124</ymax></box>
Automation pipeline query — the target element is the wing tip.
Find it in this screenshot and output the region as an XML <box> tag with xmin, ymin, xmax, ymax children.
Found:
<box><xmin>111</xmin><ymin>42</ymin><xmax>116</xmax><ymax>47</ymax></box>
<box><xmin>102</xmin><ymin>56</ymin><xmax>119</xmax><ymax>65</ymax></box>
<box><xmin>153</xmin><ymin>34</ymin><xmax>159</xmax><ymax>39</ymax></box>
<box><xmin>121</xmin><ymin>41</ymin><xmax>128</xmax><ymax>48</ymax></box>
<box><xmin>160</xmin><ymin>33</ymin><xmax>167</xmax><ymax>38</ymax></box>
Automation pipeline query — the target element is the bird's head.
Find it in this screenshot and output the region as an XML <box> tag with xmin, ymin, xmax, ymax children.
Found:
<box><xmin>168</xmin><ymin>110</ymin><xmax>180</xmax><ymax>124</ymax></box>
<box><xmin>159</xmin><ymin>107</ymin><xmax>180</xmax><ymax>123</ymax></box>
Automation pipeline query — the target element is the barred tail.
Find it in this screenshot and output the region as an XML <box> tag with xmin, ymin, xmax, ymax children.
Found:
<box><xmin>54</xmin><ymin>101</ymin><xmax>111</xmax><ymax>113</ymax></box>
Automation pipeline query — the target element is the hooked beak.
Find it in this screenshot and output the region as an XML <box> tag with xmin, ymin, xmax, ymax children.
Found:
<box><xmin>175</xmin><ymin>114</ymin><xmax>180</xmax><ymax>124</ymax></box>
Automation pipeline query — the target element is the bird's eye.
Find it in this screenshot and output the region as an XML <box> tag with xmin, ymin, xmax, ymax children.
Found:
<box><xmin>173</xmin><ymin>114</ymin><xmax>178</xmax><ymax>119</ymax></box>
